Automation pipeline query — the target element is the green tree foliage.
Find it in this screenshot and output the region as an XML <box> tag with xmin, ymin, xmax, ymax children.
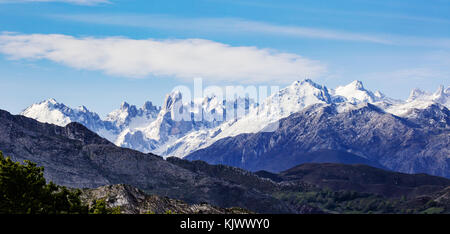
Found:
<box><xmin>0</xmin><ymin>151</ymin><xmax>119</xmax><ymax>214</ymax></box>
<box><xmin>89</xmin><ymin>199</ymin><xmax>121</xmax><ymax>214</ymax></box>
<box><xmin>164</xmin><ymin>209</ymin><xmax>176</xmax><ymax>214</ymax></box>
<box><xmin>274</xmin><ymin>187</ymin><xmax>448</xmax><ymax>214</ymax></box>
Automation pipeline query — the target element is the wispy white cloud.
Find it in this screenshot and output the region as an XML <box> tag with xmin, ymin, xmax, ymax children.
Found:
<box><xmin>209</xmin><ymin>0</ymin><xmax>450</xmax><ymax>25</ymax></box>
<box><xmin>54</xmin><ymin>14</ymin><xmax>392</xmax><ymax>44</ymax></box>
<box><xmin>0</xmin><ymin>32</ymin><xmax>326</xmax><ymax>83</ymax></box>
<box><xmin>0</xmin><ymin>0</ymin><xmax>109</xmax><ymax>5</ymax></box>
<box><xmin>52</xmin><ymin>14</ymin><xmax>450</xmax><ymax>48</ymax></box>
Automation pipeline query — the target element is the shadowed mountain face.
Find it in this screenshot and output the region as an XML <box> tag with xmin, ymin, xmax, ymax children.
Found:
<box><xmin>1</xmin><ymin>109</ymin><xmax>450</xmax><ymax>214</ymax></box>
<box><xmin>186</xmin><ymin>103</ymin><xmax>450</xmax><ymax>178</ymax></box>
<box><xmin>0</xmin><ymin>109</ymin><xmax>290</xmax><ymax>213</ymax></box>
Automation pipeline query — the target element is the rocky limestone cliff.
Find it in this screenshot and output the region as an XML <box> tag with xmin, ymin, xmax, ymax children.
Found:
<box><xmin>80</xmin><ymin>184</ymin><xmax>251</xmax><ymax>214</ymax></box>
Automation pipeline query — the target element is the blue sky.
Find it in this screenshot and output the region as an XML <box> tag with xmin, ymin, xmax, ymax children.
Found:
<box><xmin>0</xmin><ymin>0</ymin><xmax>449</xmax><ymax>116</ymax></box>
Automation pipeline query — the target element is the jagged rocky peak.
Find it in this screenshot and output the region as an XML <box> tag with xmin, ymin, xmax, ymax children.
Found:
<box><xmin>22</xmin><ymin>98</ymin><xmax>60</xmax><ymax>115</ymax></box>
<box><xmin>106</xmin><ymin>100</ymin><xmax>161</xmax><ymax>131</ymax></box>
<box><xmin>120</xmin><ymin>101</ymin><xmax>130</xmax><ymax>109</ymax></box>
<box><xmin>124</xmin><ymin>101</ymin><xmax>138</xmax><ymax>114</ymax></box>
<box><xmin>275</xmin><ymin>79</ymin><xmax>332</xmax><ymax>107</ymax></box>
<box><xmin>333</xmin><ymin>80</ymin><xmax>379</xmax><ymax>103</ymax></box>
<box><xmin>162</xmin><ymin>90</ymin><xmax>183</xmax><ymax>112</ymax></box>
<box><xmin>118</xmin><ymin>101</ymin><xmax>139</xmax><ymax>115</ymax></box>
<box><xmin>348</xmin><ymin>80</ymin><xmax>364</xmax><ymax>89</ymax></box>
<box><xmin>21</xmin><ymin>98</ymin><xmax>92</xmax><ymax>127</ymax></box>
<box><xmin>291</xmin><ymin>79</ymin><xmax>328</xmax><ymax>90</ymax></box>
<box><xmin>44</xmin><ymin>98</ymin><xmax>58</xmax><ymax>105</ymax></box>
<box><xmin>112</xmin><ymin>100</ymin><xmax>160</xmax><ymax>117</ymax></box>
<box><xmin>143</xmin><ymin>101</ymin><xmax>160</xmax><ymax>112</ymax></box>
<box><xmin>19</xmin><ymin>98</ymin><xmax>113</xmax><ymax>140</ymax></box>
<box><xmin>405</xmin><ymin>85</ymin><xmax>450</xmax><ymax>108</ymax></box>
<box><xmin>77</xmin><ymin>105</ymin><xmax>88</xmax><ymax>112</ymax></box>
<box><xmin>200</xmin><ymin>95</ymin><xmax>227</xmax><ymax>117</ymax></box>
<box><xmin>408</xmin><ymin>85</ymin><xmax>448</xmax><ymax>101</ymax></box>
<box><xmin>19</xmin><ymin>80</ymin><xmax>450</xmax><ymax>164</ymax></box>
<box><xmin>32</xmin><ymin>98</ymin><xmax>65</xmax><ymax>109</ymax></box>
<box><xmin>432</xmin><ymin>85</ymin><xmax>450</xmax><ymax>107</ymax></box>
<box><xmin>407</xmin><ymin>88</ymin><xmax>428</xmax><ymax>102</ymax></box>
<box><xmin>37</xmin><ymin>98</ymin><xmax>93</xmax><ymax>114</ymax></box>
<box><xmin>433</xmin><ymin>85</ymin><xmax>447</xmax><ymax>101</ymax></box>
<box><xmin>202</xmin><ymin>94</ymin><xmax>220</xmax><ymax>106</ymax></box>
<box><xmin>106</xmin><ymin>101</ymin><xmax>135</xmax><ymax>122</ymax></box>
<box><xmin>284</xmin><ymin>79</ymin><xmax>329</xmax><ymax>96</ymax></box>
<box><xmin>434</xmin><ymin>85</ymin><xmax>445</xmax><ymax>95</ymax></box>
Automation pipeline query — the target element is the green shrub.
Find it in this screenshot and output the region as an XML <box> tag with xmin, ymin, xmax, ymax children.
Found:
<box><xmin>0</xmin><ymin>151</ymin><xmax>119</xmax><ymax>214</ymax></box>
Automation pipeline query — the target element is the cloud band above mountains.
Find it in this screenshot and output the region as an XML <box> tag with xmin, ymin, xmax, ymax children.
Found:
<box><xmin>52</xmin><ymin>14</ymin><xmax>450</xmax><ymax>48</ymax></box>
<box><xmin>0</xmin><ymin>32</ymin><xmax>326</xmax><ymax>82</ymax></box>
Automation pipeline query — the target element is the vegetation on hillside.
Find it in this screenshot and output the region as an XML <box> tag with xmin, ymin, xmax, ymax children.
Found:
<box><xmin>1</xmin><ymin>150</ymin><xmax>448</xmax><ymax>214</ymax></box>
<box><xmin>274</xmin><ymin>188</ymin><xmax>449</xmax><ymax>214</ymax></box>
<box><xmin>0</xmin><ymin>151</ymin><xmax>118</xmax><ymax>214</ymax></box>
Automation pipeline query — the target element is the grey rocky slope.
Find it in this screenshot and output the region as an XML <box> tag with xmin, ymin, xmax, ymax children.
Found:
<box><xmin>80</xmin><ymin>184</ymin><xmax>250</xmax><ymax>214</ymax></box>
<box><xmin>186</xmin><ymin>103</ymin><xmax>450</xmax><ymax>177</ymax></box>
<box><xmin>3</xmin><ymin>108</ymin><xmax>450</xmax><ymax>213</ymax></box>
<box><xmin>0</xmin><ymin>109</ymin><xmax>289</xmax><ymax>213</ymax></box>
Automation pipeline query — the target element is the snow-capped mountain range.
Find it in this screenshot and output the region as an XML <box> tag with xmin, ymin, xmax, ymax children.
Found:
<box><xmin>21</xmin><ymin>98</ymin><xmax>112</xmax><ymax>135</ymax></box>
<box><xmin>21</xmin><ymin>80</ymin><xmax>450</xmax><ymax>159</ymax></box>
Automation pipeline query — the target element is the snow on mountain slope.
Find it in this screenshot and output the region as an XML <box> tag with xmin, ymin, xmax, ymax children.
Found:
<box><xmin>333</xmin><ymin>80</ymin><xmax>380</xmax><ymax>103</ymax></box>
<box><xmin>431</xmin><ymin>85</ymin><xmax>450</xmax><ymax>107</ymax></box>
<box><xmin>20</xmin><ymin>92</ymin><xmax>241</xmax><ymax>154</ymax></box>
<box><xmin>160</xmin><ymin>80</ymin><xmax>449</xmax><ymax>158</ymax></box>
<box><xmin>106</xmin><ymin>101</ymin><xmax>160</xmax><ymax>131</ymax></box>
<box><xmin>214</xmin><ymin>79</ymin><xmax>332</xmax><ymax>136</ymax></box>
<box><xmin>114</xmin><ymin>91</ymin><xmax>255</xmax><ymax>154</ymax></box>
<box><xmin>385</xmin><ymin>85</ymin><xmax>450</xmax><ymax>117</ymax></box>
<box><xmin>113</xmin><ymin>91</ymin><xmax>187</xmax><ymax>152</ymax></box>
<box><xmin>160</xmin><ymin>79</ymin><xmax>335</xmax><ymax>157</ymax></box>
<box><xmin>21</xmin><ymin>80</ymin><xmax>449</xmax><ymax>159</ymax></box>
<box><xmin>21</xmin><ymin>98</ymin><xmax>73</xmax><ymax>127</ymax></box>
<box><xmin>21</xmin><ymin>98</ymin><xmax>111</xmax><ymax>134</ymax></box>
<box><xmin>21</xmin><ymin>98</ymin><xmax>160</xmax><ymax>143</ymax></box>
